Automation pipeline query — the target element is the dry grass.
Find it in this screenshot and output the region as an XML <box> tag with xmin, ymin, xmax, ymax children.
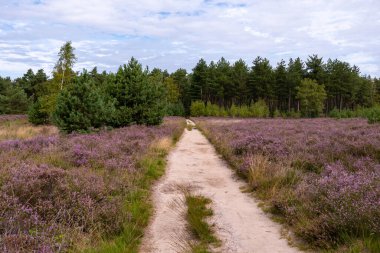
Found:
<box><xmin>0</xmin><ymin>119</ymin><xmax>58</xmax><ymax>141</ymax></box>
<box><xmin>154</xmin><ymin>137</ymin><xmax>173</xmax><ymax>153</ymax></box>
<box><xmin>247</xmin><ymin>154</ymin><xmax>300</xmax><ymax>200</ymax></box>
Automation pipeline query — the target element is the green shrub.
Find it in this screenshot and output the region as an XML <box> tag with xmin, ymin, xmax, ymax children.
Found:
<box><xmin>0</xmin><ymin>84</ymin><xmax>30</xmax><ymax>114</ymax></box>
<box><xmin>329</xmin><ymin>108</ymin><xmax>341</xmax><ymax>118</ymax></box>
<box><xmin>250</xmin><ymin>99</ymin><xmax>269</xmax><ymax>117</ymax></box>
<box><xmin>205</xmin><ymin>103</ymin><xmax>220</xmax><ymax>116</ymax></box>
<box><xmin>239</xmin><ymin>105</ymin><xmax>251</xmax><ymax>117</ymax></box>
<box><xmin>109</xmin><ymin>105</ymin><xmax>133</xmax><ymax>127</ymax></box>
<box><xmin>366</xmin><ymin>106</ymin><xmax>380</xmax><ymax>124</ymax></box>
<box><xmin>53</xmin><ymin>80</ymin><xmax>114</xmax><ymax>133</ymax></box>
<box><xmin>166</xmin><ymin>102</ymin><xmax>185</xmax><ymax>116</ymax></box>
<box><xmin>228</xmin><ymin>104</ymin><xmax>239</xmax><ymax>117</ymax></box>
<box><xmin>190</xmin><ymin>101</ymin><xmax>206</xmax><ymax>116</ymax></box>
<box><xmin>219</xmin><ymin>107</ymin><xmax>228</xmax><ymax>117</ymax></box>
<box><xmin>328</xmin><ymin>105</ymin><xmax>380</xmax><ymax>124</ymax></box>
<box><xmin>287</xmin><ymin>109</ymin><xmax>301</xmax><ymax>118</ymax></box>
<box><xmin>28</xmin><ymin>99</ymin><xmax>50</xmax><ymax>125</ymax></box>
<box><xmin>273</xmin><ymin>109</ymin><xmax>281</xmax><ymax>118</ymax></box>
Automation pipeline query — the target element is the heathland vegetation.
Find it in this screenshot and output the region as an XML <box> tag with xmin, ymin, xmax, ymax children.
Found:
<box><xmin>195</xmin><ymin>117</ymin><xmax>380</xmax><ymax>252</ymax></box>
<box><xmin>0</xmin><ymin>116</ymin><xmax>184</xmax><ymax>252</ymax></box>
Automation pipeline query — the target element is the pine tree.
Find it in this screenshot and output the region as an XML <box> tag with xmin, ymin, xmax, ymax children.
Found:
<box><xmin>274</xmin><ymin>59</ymin><xmax>288</xmax><ymax>111</ymax></box>
<box><xmin>306</xmin><ymin>54</ymin><xmax>326</xmax><ymax>85</ymax></box>
<box><xmin>249</xmin><ymin>57</ymin><xmax>275</xmax><ymax>109</ymax></box>
<box><xmin>232</xmin><ymin>59</ymin><xmax>249</xmax><ymax>105</ymax></box>
<box><xmin>286</xmin><ymin>57</ymin><xmax>304</xmax><ymax>112</ymax></box>
<box><xmin>53</xmin><ymin>75</ymin><xmax>114</xmax><ymax>132</ymax></box>
<box><xmin>0</xmin><ymin>84</ymin><xmax>29</xmax><ymax>114</ymax></box>
<box><xmin>191</xmin><ymin>59</ymin><xmax>208</xmax><ymax>102</ymax></box>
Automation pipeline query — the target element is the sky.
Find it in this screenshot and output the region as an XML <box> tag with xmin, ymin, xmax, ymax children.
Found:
<box><xmin>0</xmin><ymin>0</ymin><xmax>379</xmax><ymax>79</ymax></box>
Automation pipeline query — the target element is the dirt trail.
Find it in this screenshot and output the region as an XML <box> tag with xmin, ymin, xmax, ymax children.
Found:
<box><xmin>140</xmin><ymin>120</ymin><xmax>300</xmax><ymax>253</ymax></box>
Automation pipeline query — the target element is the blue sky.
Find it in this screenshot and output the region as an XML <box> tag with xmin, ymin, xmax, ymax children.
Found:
<box><xmin>0</xmin><ymin>0</ymin><xmax>379</xmax><ymax>78</ymax></box>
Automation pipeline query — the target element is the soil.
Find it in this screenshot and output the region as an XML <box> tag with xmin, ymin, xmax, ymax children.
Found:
<box><xmin>140</xmin><ymin>120</ymin><xmax>300</xmax><ymax>253</ymax></box>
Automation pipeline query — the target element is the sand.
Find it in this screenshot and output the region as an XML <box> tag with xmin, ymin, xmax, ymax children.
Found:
<box><xmin>140</xmin><ymin>120</ymin><xmax>300</xmax><ymax>253</ymax></box>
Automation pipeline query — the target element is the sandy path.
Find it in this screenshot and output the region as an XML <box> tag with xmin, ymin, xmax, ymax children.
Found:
<box><xmin>140</xmin><ymin>120</ymin><xmax>300</xmax><ymax>253</ymax></box>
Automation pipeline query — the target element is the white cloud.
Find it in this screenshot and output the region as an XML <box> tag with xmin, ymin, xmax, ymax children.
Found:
<box><xmin>0</xmin><ymin>0</ymin><xmax>379</xmax><ymax>78</ymax></box>
<box><xmin>244</xmin><ymin>26</ymin><xmax>270</xmax><ymax>38</ymax></box>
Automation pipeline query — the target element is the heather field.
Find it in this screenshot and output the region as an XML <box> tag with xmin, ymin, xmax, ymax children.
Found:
<box><xmin>194</xmin><ymin>117</ymin><xmax>380</xmax><ymax>252</ymax></box>
<box><xmin>0</xmin><ymin>117</ymin><xmax>185</xmax><ymax>252</ymax></box>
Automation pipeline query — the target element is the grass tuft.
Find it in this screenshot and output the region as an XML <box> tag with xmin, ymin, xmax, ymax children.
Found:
<box><xmin>184</xmin><ymin>192</ymin><xmax>219</xmax><ymax>253</ymax></box>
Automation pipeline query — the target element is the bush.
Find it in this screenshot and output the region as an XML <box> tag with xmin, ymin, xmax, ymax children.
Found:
<box><xmin>287</xmin><ymin>109</ymin><xmax>301</xmax><ymax>118</ymax></box>
<box><xmin>239</xmin><ymin>105</ymin><xmax>251</xmax><ymax>117</ymax></box>
<box><xmin>328</xmin><ymin>107</ymin><xmax>341</xmax><ymax>118</ymax></box>
<box><xmin>166</xmin><ymin>102</ymin><xmax>185</xmax><ymax>116</ymax></box>
<box><xmin>53</xmin><ymin>80</ymin><xmax>114</xmax><ymax>133</ymax></box>
<box><xmin>205</xmin><ymin>103</ymin><xmax>220</xmax><ymax>116</ymax></box>
<box><xmin>273</xmin><ymin>109</ymin><xmax>281</xmax><ymax>118</ymax></box>
<box><xmin>190</xmin><ymin>101</ymin><xmax>206</xmax><ymax>116</ymax></box>
<box><xmin>0</xmin><ymin>85</ymin><xmax>30</xmax><ymax>114</ymax></box>
<box><xmin>228</xmin><ymin>103</ymin><xmax>239</xmax><ymax>117</ymax></box>
<box><xmin>109</xmin><ymin>105</ymin><xmax>133</xmax><ymax>127</ymax></box>
<box><xmin>28</xmin><ymin>99</ymin><xmax>50</xmax><ymax>125</ymax></box>
<box><xmin>250</xmin><ymin>99</ymin><xmax>269</xmax><ymax>117</ymax></box>
<box><xmin>328</xmin><ymin>105</ymin><xmax>380</xmax><ymax>124</ymax></box>
<box><xmin>366</xmin><ymin>106</ymin><xmax>380</xmax><ymax>124</ymax></box>
<box><xmin>190</xmin><ymin>100</ymin><xmax>270</xmax><ymax>118</ymax></box>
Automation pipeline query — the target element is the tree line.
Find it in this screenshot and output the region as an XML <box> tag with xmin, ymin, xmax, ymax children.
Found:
<box><xmin>189</xmin><ymin>56</ymin><xmax>379</xmax><ymax>115</ymax></box>
<box><xmin>1</xmin><ymin>41</ymin><xmax>380</xmax><ymax>131</ymax></box>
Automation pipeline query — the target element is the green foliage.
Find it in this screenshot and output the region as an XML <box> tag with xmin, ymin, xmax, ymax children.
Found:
<box><xmin>249</xmin><ymin>57</ymin><xmax>275</xmax><ymax>102</ymax></box>
<box><xmin>106</xmin><ymin>58</ymin><xmax>166</xmax><ymax>127</ymax></box>
<box><xmin>228</xmin><ymin>104</ymin><xmax>239</xmax><ymax>117</ymax></box>
<box><xmin>26</xmin><ymin>41</ymin><xmax>77</xmax><ymax>125</ymax></box>
<box><xmin>273</xmin><ymin>109</ymin><xmax>281</xmax><ymax>118</ymax></box>
<box><xmin>54</xmin><ymin>41</ymin><xmax>77</xmax><ymax>90</ymax></box>
<box><xmin>328</xmin><ymin>105</ymin><xmax>380</xmax><ymax>124</ymax></box>
<box><xmin>249</xmin><ymin>99</ymin><xmax>270</xmax><ymax>117</ymax></box>
<box><xmin>16</xmin><ymin>69</ymin><xmax>48</xmax><ymax>101</ymax></box>
<box><xmin>164</xmin><ymin>77</ymin><xmax>180</xmax><ymax>104</ymax></box>
<box><xmin>28</xmin><ymin>99</ymin><xmax>50</xmax><ymax>125</ymax></box>
<box><xmin>296</xmin><ymin>78</ymin><xmax>327</xmax><ymax>117</ymax></box>
<box><xmin>166</xmin><ymin>102</ymin><xmax>185</xmax><ymax>116</ymax></box>
<box><xmin>366</xmin><ymin>106</ymin><xmax>380</xmax><ymax>124</ymax></box>
<box><xmin>53</xmin><ymin>78</ymin><xmax>114</xmax><ymax>133</ymax></box>
<box><xmin>191</xmin><ymin>59</ymin><xmax>208</xmax><ymax>101</ymax></box>
<box><xmin>171</xmin><ymin>68</ymin><xmax>191</xmax><ymax>115</ymax></box>
<box><xmin>108</xmin><ymin>106</ymin><xmax>133</xmax><ymax>127</ymax></box>
<box><xmin>185</xmin><ymin>193</ymin><xmax>219</xmax><ymax>253</ymax></box>
<box><xmin>190</xmin><ymin>101</ymin><xmax>206</xmax><ymax>116</ymax></box>
<box><xmin>28</xmin><ymin>80</ymin><xmax>62</xmax><ymax>125</ymax></box>
<box><xmin>190</xmin><ymin>99</ymin><xmax>270</xmax><ymax>118</ymax></box>
<box><xmin>306</xmin><ymin>54</ymin><xmax>326</xmax><ymax>85</ymax></box>
<box><xmin>0</xmin><ymin>83</ymin><xmax>30</xmax><ymax>114</ymax></box>
<box><xmin>205</xmin><ymin>103</ymin><xmax>220</xmax><ymax>116</ymax></box>
<box><xmin>286</xmin><ymin>109</ymin><xmax>301</xmax><ymax>118</ymax></box>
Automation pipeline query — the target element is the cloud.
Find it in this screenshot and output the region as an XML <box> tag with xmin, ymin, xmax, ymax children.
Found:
<box><xmin>0</xmin><ymin>0</ymin><xmax>379</xmax><ymax>78</ymax></box>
